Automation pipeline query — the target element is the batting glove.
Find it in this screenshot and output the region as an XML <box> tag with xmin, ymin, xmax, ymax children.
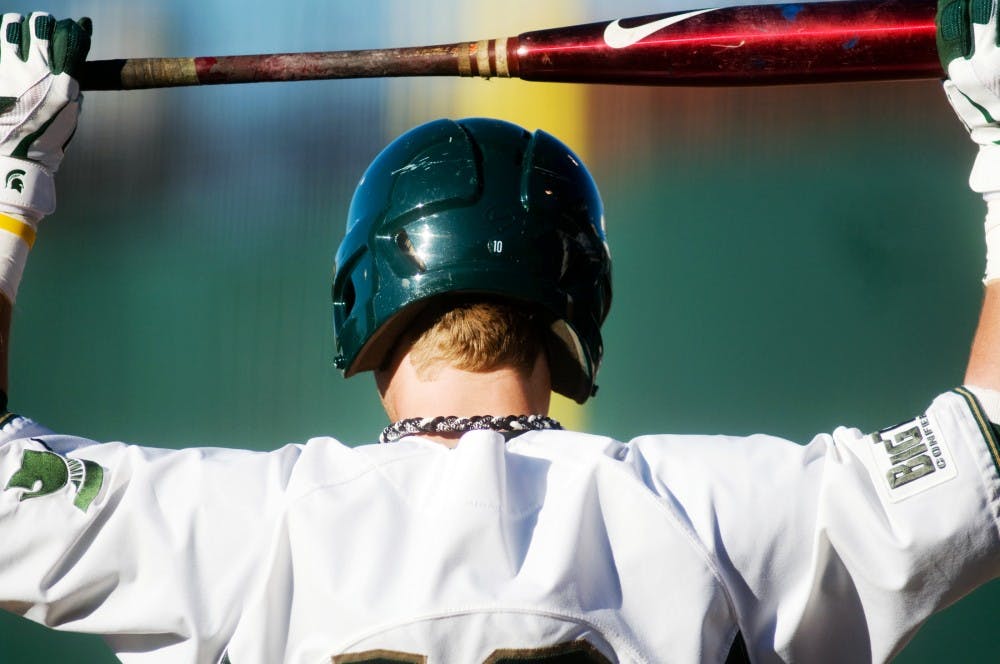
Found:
<box><xmin>0</xmin><ymin>13</ymin><xmax>90</xmax><ymax>222</ymax></box>
<box><xmin>938</xmin><ymin>0</ymin><xmax>1000</xmax><ymax>283</ymax></box>
<box><xmin>938</xmin><ymin>0</ymin><xmax>1000</xmax><ymax>192</ymax></box>
<box><xmin>0</xmin><ymin>13</ymin><xmax>89</xmax><ymax>302</ymax></box>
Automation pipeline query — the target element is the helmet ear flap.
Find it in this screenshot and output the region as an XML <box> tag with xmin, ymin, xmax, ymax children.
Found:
<box><xmin>332</xmin><ymin>118</ymin><xmax>611</xmax><ymax>402</ymax></box>
<box><xmin>545</xmin><ymin>319</ymin><xmax>594</xmax><ymax>402</ymax></box>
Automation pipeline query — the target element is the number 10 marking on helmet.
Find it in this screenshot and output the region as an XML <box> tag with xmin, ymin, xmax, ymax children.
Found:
<box><xmin>489</xmin><ymin>240</ymin><xmax>504</xmax><ymax>254</ymax></box>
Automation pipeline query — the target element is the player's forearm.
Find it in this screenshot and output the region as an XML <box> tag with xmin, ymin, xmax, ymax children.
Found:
<box><xmin>965</xmin><ymin>283</ymin><xmax>1000</xmax><ymax>391</ymax></box>
<box><xmin>964</xmin><ymin>193</ymin><xmax>1000</xmax><ymax>395</ymax></box>
<box><xmin>939</xmin><ymin>0</ymin><xmax>1000</xmax><ymax>395</ymax></box>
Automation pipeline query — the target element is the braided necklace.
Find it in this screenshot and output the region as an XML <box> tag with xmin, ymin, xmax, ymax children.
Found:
<box><xmin>379</xmin><ymin>414</ymin><xmax>562</xmax><ymax>444</ymax></box>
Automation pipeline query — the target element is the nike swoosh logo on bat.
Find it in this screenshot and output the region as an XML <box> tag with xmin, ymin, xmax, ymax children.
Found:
<box><xmin>603</xmin><ymin>8</ymin><xmax>718</xmax><ymax>49</ymax></box>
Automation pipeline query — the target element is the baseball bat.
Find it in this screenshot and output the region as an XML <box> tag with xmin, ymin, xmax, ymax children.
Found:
<box><xmin>78</xmin><ymin>0</ymin><xmax>941</xmax><ymax>91</ymax></box>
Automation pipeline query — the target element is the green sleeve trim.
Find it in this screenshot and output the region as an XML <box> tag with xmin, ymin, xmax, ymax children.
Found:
<box><xmin>952</xmin><ymin>387</ymin><xmax>1000</xmax><ymax>479</ymax></box>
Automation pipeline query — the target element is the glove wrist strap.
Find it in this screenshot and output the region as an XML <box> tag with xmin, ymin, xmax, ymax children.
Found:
<box><xmin>0</xmin><ymin>156</ymin><xmax>54</xmax><ymax>220</ymax></box>
<box><xmin>0</xmin><ymin>157</ymin><xmax>52</xmax><ymax>303</ymax></box>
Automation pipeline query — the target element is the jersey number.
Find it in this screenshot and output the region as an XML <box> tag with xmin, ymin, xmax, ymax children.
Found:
<box><xmin>333</xmin><ymin>640</ymin><xmax>611</xmax><ymax>663</ymax></box>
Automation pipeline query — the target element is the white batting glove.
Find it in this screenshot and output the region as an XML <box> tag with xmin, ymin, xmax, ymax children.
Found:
<box><xmin>0</xmin><ymin>13</ymin><xmax>90</xmax><ymax>219</ymax></box>
<box><xmin>938</xmin><ymin>0</ymin><xmax>1000</xmax><ymax>283</ymax></box>
<box><xmin>938</xmin><ymin>0</ymin><xmax>1000</xmax><ymax>192</ymax></box>
<box><xmin>0</xmin><ymin>13</ymin><xmax>89</xmax><ymax>302</ymax></box>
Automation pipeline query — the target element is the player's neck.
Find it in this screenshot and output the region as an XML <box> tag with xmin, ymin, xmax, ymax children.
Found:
<box><xmin>375</xmin><ymin>352</ymin><xmax>551</xmax><ymax>447</ymax></box>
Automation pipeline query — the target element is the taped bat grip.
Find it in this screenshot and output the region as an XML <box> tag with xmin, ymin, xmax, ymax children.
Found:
<box><xmin>79</xmin><ymin>58</ymin><xmax>201</xmax><ymax>91</ymax></box>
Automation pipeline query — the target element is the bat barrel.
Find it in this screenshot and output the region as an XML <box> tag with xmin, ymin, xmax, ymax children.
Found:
<box><xmin>513</xmin><ymin>0</ymin><xmax>942</xmax><ymax>86</ymax></box>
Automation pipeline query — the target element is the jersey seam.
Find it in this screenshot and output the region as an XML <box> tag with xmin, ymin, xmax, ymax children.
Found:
<box><xmin>290</xmin><ymin>443</ymin><xmax>551</xmax><ymax>517</ymax></box>
<box><xmin>605</xmin><ymin>455</ymin><xmax>746</xmax><ymax>664</ymax></box>
<box><xmin>286</xmin><ymin>445</ymin><xmax>437</xmax><ymax>505</ymax></box>
<box><xmin>511</xmin><ymin>435</ymin><xmax>745</xmax><ymax>661</ymax></box>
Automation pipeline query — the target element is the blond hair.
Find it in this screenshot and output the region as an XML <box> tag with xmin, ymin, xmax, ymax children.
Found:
<box><xmin>405</xmin><ymin>299</ymin><xmax>543</xmax><ymax>378</ymax></box>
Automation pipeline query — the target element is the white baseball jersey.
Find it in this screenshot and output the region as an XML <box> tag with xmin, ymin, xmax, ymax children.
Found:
<box><xmin>1</xmin><ymin>388</ymin><xmax>999</xmax><ymax>664</ymax></box>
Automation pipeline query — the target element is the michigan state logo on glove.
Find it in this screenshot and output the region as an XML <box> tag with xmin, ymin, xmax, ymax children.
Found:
<box><xmin>0</xmin><ymin>12</ymin><xmax>88</xmax><ymax>302</ymax></box>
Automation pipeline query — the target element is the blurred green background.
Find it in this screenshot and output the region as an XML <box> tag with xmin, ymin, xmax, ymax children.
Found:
<box><xmin>1</xmin><ymin>0</ymin><xmax>996</xmax><ymax>661</ymax></box>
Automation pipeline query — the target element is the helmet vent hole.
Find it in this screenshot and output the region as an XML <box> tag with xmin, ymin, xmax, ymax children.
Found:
<box><xmin>341</xmin><ymin>279</ymin><xmax>356</xmax><ymax>318</ymax></box>
<box><xmin>395</xmin><ymin>230</ymin><xmax>427</xmax><ymax>272</ymax></box>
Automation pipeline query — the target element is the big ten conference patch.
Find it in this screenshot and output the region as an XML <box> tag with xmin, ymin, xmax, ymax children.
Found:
<box><xmin>866</xmin><ymin>412</ymin><xmax>957</xmax><ymax>502</ymax></box>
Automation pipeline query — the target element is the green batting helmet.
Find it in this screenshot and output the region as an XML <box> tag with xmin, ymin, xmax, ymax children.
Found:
<box><xmin>332</xmin><ymin>118</ymin><xmax>611</xmax><ymax>403</ymax></box>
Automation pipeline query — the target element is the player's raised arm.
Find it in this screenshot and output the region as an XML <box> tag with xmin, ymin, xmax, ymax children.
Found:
<box><xmin>0</xmin><ymin>13</ymin><xmax>90</xmax><ymax>395</ymax></box>
<box><xmin>938</xmin><ymin>1</ymin><xmax>1000</xmax><ymax>402</ymax></box>
<box><xmin>966</xmin><ymin>285</ymin><xmax>1000</xmax><ymax>389</ymax></box>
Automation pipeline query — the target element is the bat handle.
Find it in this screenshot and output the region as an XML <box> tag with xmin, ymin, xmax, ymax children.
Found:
<box><xmin>77</xmin><ymin>59</ymin><xmax>125</xmax><ymax>91</ymax></box>
<box><xmin>79</xmin><ymin>58</ymin><xmax>203</xmax><ymax>91</ymax></box>
<box><xmin>77</xmin><ymin>41</ymin><xmax>518</xmax><ymax>91</ymax></box>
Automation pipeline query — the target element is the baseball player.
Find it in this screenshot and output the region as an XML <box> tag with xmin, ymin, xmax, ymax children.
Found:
<box><xmin>1</xmin><ymin>3</ymin><xmax>1000</xmax><ymax>663</ymax></box>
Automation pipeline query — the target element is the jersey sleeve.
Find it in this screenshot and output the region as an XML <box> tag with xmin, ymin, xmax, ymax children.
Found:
<box><xmin>0</xmin><ymin>414</ymin><xmax>303</xmax><ymax>661</ymax></box>
<box><xmin>629</xmin><ymin>389</ymin><xmax>1000</xmax><ymax>663</ymax></box>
